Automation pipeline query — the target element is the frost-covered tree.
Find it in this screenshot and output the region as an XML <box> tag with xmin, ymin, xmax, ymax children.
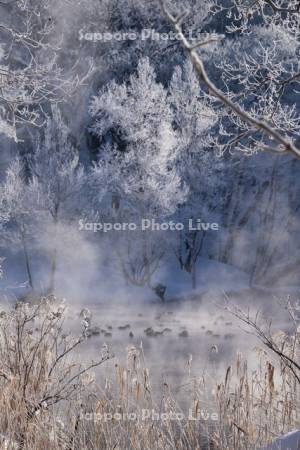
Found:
<box><xmin>0</xmin><ymin>0</ymin><xmax>93</xmax><ymax>142</ymax></box>
<box><xmin>154</xmin><ymin>0</ymin><xmax>300</xmax><ymax>289</ymax></box>
<box><xmin>159</xmin><ymin>0</ymin><xmax>300</xmax><ymax>159</ymax></box>
<box><xmin>214</xmin><ymin>21</ymin><xmax>300</xmax><ymax>156</ymax></box>
<box><xmin>0</xmin><ymin>106</ymin><xmax>87</xmax><ymax>294</ymax></box>
<box><xmin>168</xmin><ymin>61</ymin><xmax>222</xmax><ymax>287</ymax></box>
<box><xmin>90</xmin><ymin>57</ymin><xmax>187</xmax><ymax>217</ymax></box>
<box><xmin>88</xmin><ymin>57</ymin><xmax>228</xmax><ymax>290</ymax></box>
<box><xmin>28</xmin><ymin>107</ymin><xmax>86</xmax><ymax>292</ymax></box>
<box><xmin>89</xmin><ymin>58</ymin><xmax>188</xmax><ymax>288</ymax></box>
<box><xmin>0</xmin><ymin>159</ymin><xmax>36</xmax><ymax>288</ymax></box>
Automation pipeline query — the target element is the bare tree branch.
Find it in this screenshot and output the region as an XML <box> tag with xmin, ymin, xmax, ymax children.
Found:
<box><xmin>264</xmin><ymin>0</ymin><xmax>300</xmax><ymax>13</ymax></box>
<box><xmin>159</xmin><ymin>0</ymin><xmax>300</xmax><ymax>159</ymax></box>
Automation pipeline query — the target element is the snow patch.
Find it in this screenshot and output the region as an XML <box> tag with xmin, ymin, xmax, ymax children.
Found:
<box><xmin>262</xmin><ymin>430</ymin><xmax>300</xmax><ymax>450</ymax></box>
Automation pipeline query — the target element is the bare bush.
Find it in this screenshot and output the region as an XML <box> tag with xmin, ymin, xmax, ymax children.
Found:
<box><xmin>0</xmin><ymin>297</ymin><xmax>111</xmax><ymax>449</ymax></box>
<box><xmin>224</xmin><ymin>296</ymin><xmax>300</xmax><ymax>385</ymax></box>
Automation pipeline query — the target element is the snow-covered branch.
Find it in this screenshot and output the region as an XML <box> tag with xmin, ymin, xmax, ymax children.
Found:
<box><xmin>0</xmin><ymin>1</ymin><xmax>94</xmax><ymax>142</ymax></box>
<box><xmin>159</xmin><ymin>0</ymin><xmax>300</xmax><ymax>159</ymax></box>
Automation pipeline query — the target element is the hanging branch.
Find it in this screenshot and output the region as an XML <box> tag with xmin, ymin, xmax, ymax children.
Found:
<box><xmin>158</xmin><ymin>0</ymin><xmax>300</xmax><ymax>159</ymax></box>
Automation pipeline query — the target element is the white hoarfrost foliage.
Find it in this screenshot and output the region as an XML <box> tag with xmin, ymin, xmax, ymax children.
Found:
<box><xmin>214</xmin><ymin>23</ymin><xmax>300</xmax><ymax>154</ymax></box>
<box><xmin>28</xmin><ymin>106</ymin><xmax>86</xmax><ymax>220</ymax></box>
<box><xmin>0</xmin><ymin>1</ymin><xmax>93</xmax><ymax>141</ymax></box>
<box><xmin>90</xmin><ymin>58</ymin><xmax>188</xmax><ymax>217</ymax></box>
<box><xmin>160</xmin><ymin>0</ymin><xmax>300</xmax><ymax>158</ymax></box>
<box><xmin>0</xmin><ymin>119</ymin><xmax>17</xmax><ymax>141</ymax></box>
<box><xmin>0</xmin><ymin>158</ymin><xmax>36</xmax><ymax>243</ymax></box>
<box><xmin>169</xmin><ymin>61</ymin><xmax>219</xmax><ymax>188</ymax></box>
<box><xmin>170</xmin><ymin>62</ymin><xmax>217</xmax><ymax>149</ymax></box>
<box><xmin>0</xmin><ymin>158</ymin><xmax>37</xmax><ymax>287</ymax></box>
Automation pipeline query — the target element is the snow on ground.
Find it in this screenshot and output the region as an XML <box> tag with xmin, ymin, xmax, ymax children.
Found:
<box><xmin>151</xmin><ymin>257</ymin><xmax>250</xmax><ymax>302</ymax></box>
<box><xmin>0</xmin><ymin>251</ymin><xmax>251</xmax><ymax>304</ymax></box>
<box><xmin>262</xmin><ymin>430</ymin><xmax>300</xmax><ymax>450</ymax></box>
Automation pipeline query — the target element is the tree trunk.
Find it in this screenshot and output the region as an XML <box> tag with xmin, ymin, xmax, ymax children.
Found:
<box><xmin>192</xmin><ymin>263</ymin><xmax>197</xmax><ymax>290</ymax></box>
<box><xmin>21</xmin><ymin>232</ymin><xmax>33</xmax><ymax>290</ymax></box>
<box><xmin>49</xmin><ymin>248</ymin><xmax>57</xmax><ymax>293</ymax></box>
<box><xmin>49</xmin><ymin>206</ymin><xmax>59</xmax><ymax>293</ymax></box>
